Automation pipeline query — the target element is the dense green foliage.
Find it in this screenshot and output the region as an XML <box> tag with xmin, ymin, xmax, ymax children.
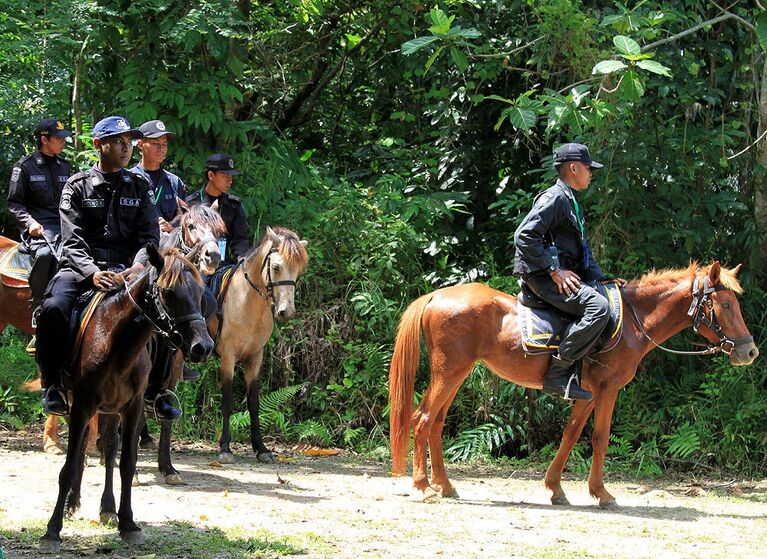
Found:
<box><xmin>1</xmin><ymin>1</ymin><xmax>766</xmax><ymax>475</ymax></box>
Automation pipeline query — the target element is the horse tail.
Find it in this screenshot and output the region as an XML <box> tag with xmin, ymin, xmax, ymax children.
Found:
<box><xmin>23</xmin><ymin>378</ymin><xmax>41</xmax><ymax>391</ymax></box>
<box><xmin>389</xmin><ymin>293</ymin><xmax>432</xmax><ymax>476</ymax></box>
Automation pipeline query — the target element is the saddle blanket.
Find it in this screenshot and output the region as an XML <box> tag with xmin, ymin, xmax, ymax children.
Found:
<box><xmin>206</xmin><ymin>263</ymin><xmax>237</xmax><ymax>305</ymax></box>
<box><xmin>518</xmin><ymin>282</ymin><xmax>623</xmax><ymax>355</ymax></box>
<box><xmin>0</xmin><ymin>244</ymin><xmax>31</xmax><ymax>287</ymax></box>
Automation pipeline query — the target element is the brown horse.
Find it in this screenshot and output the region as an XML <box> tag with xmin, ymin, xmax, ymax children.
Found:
<box><xmin>389</xmin><ymin>262</ymin><xmax>758</xmax><ymax>507</ymax></box>
<box><xmin>40</xmin><ymin>246</ymin><xmax>214</xmax><ymax>553</ymax></box>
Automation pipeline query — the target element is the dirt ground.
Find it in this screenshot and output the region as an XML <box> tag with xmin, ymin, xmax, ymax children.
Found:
<box><xmin>1</xmin><ymin>425</ymin><xmax>766</xmax><ymax>559</ymax></box>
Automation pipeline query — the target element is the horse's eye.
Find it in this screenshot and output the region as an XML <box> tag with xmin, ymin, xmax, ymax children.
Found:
<box><xmin>721</xmin><ymin>302</ymin><xmax>730</xmax><ymax>309</ymax></box>
<box><xmin>273</xmin><ymin>264</ymin><xmax>281</xmax><ymax>272</ymax></box>
<box><xmin>187</xmin><ymin>224</ymin><xmax>196</xmax><ymax>230</ymax></box>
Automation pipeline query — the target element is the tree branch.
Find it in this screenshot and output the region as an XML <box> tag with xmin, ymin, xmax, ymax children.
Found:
<box><xmin>640</xmin><ymin>9</ymin><xmax>754</xmax><ymax>53</ymax></box>
<box><xmin>471</xmin><ymin>35</ymin><xmax>546</xmax><ymax>59</ymax></box>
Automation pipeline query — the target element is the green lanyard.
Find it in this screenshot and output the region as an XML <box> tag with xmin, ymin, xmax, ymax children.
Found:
<box><xmin>569</xmin><ymin>189</ymin><xmax>585</xmax><ymax>238</ymax></box>
<box><xmin>153</xmin><ymin>183</ymin><xmax>164</xmax><ymax>204</ymax></box>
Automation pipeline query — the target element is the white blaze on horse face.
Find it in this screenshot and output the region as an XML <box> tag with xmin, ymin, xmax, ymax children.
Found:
<box><xmin>199</xmin><ymin>239</ymin><xmax>221</xmax><ymax>275</ymax></box>
<box><xmin>266</xmin><ymin>252</ymin><xmax>297</xmax><ymax>322</ymax></box>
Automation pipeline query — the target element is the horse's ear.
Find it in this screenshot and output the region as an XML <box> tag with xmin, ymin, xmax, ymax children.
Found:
<box><xmin>266</xmin><ymin>226</ymin><xmax>280</xmax><ymax>245</ymax></box>
<box><xmin>732</xmin><ymin>263</ymin><xmax>743</xmax><ymax>277</ymax></box>
<box><xmin>147</xmin><ymin>242</ymin><xmax>164</xmax><ymax>272</ymax></box>
<box><xmin>177</xmin><ymin>197</ymin><xmax>189</xmax><ymax>214</ymax></box>
<box><xmin>709</xmin><ymin>261</ymin><xmax>721</xmax><ymax>284</ymax></box>
<box><xmin>300</xmin><ymin>240</ymin><xmax>308</xmax><ymax>248</ymax></box>
<box><xmin>210</xmin><ymin>199</ymin><xmax>220</xmax><ymax>213</ymax></box>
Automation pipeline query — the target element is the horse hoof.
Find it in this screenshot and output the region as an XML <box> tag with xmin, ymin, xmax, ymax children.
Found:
<box><xmin>99</xmin><ymin>511</ymin><xmax>118</xmax><ymax>526</ymax></box>
<box><xmin>165</xmin><ymin>473</ymin><xmax>183</xmax><ymax>486</ymax></box>
<box><xmin>139</xmin><ymin>438</ymin><xmax>157</xmax><ymax>450</ymax></box>
<box><xmin>132</xmin><ymin>474</ymin><xmax>141</xmax><ymax>487</ymax></box>
<box><xmin>39</xmin><ymin>534</ymin><xmax>61</xmax><ymax>553</ymax></box>
<box><xmin>120</xmin><ymin>529</ymin><xmax>146</xmax><ymax>545</ymax></box>
<box><xmin>439</xmin><ymin>486</ymin><xmax>459</xmax><ymax>499</ymax></box>
<box><xmin>257</xmin><ymin>451</ymin><xmax>275</xmax><ymax>464</ymax></box>
<box><xmin>218</xmin><ymin>452</ymin><xmax>235</xmax><ymax>464</ymax></box>
<box><xmin>599</xmin><ymin>499</ymin><xmax>619</xmax><ymax>510</ymax></box>
<box><xmin>86</xmin><ymin>445</ymin><xmax>101</xmax><ymax>458</ymax></box>
<box><xmin>551</xmin><ymin>494</ymin><xmax>571</xmax><ymax>506</ymax></box>
<box><xmin>44</xmin><ymin>442</ymin><xmax>64</xmax><ymax>455</ymax></box>
<box><xmin>412</xmin><ymin>486</ymin><xmax>441</xmax><ymax>502</ymax></box>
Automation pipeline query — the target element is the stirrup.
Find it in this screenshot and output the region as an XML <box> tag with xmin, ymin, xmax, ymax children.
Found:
<box><xmin>31</xmin><ymin>305</ymin><xmax>42</xmax><ymax>329</ymax></box>
<box><xmin>42</xmin><ymin>386</ymin><xmax>69</xmax><ymax>416</ymax></box>
<box><xmin>563</xmin><ymin>373</ymin><xmax>578</xmax><ymax>401</ymax></box>
<box><xmin>144</xmin><ymin>389</ymin><xmax>182</xmax><ymax>420</ymax></box>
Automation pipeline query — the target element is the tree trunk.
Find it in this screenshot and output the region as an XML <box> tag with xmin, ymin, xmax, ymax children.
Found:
<box><xmin>754</xmin><ymin>54</ymin><xmax>767</xmax><ymax>284</ymax></box>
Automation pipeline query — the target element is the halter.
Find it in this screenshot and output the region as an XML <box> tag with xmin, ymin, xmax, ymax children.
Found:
<box><xmin>627</xmin><ymin>275</ymin><xmax>754</xmax><ymax>356</ymax></box>
<box><xmin>125</xmin><ymin>272</ymin><xmax>206</xmax><ymax>350</ymax></box>
<box><xmin>177</xmin><ymin>227</ymin><xmax>217</xmax><ymax>261</ymax></box>
<box><xmin>241</xmin><ymin>248</ymin><xmax>297</xmax><ymax>309</ymax></box>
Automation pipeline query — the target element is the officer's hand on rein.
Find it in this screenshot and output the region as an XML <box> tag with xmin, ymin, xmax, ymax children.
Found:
<box><xmin>549</xmin><ymin>268</ymin><xmax>581</xmax><ymax>297</ymax></box>
<box><xmin>27</xmin><ymin>222</ymin><xmax>44</xmax><ymax>237</ymax></box>
<box><xmin>93</xmin><ymin>271</ymin><xmax>120</xmax><ymax>291</ymax></box>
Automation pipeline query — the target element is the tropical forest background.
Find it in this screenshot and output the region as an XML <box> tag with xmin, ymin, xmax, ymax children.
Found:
<box><xmin>1</xmin><ymin>0</ymin><xmax>766</xmax><ymax>476</ymax></box>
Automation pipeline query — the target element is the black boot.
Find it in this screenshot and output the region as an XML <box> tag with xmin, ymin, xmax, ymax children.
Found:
<box><xmin>182</xmin><ymin>366</ymin><xmax>201</xmax><ymax>381</ymax></box>
<box><xmin>41</xmin><ymin>385</ymin><xmax>68</xmax><ymax>416</ymax></box>
<box><xmin>144</xmin><ymin>391</ymin><xmax>182</xmax><ymax>420</ymax></box>
<box><xmin>543</xmin><ymin>354</ymin><xmax>592</xmax><ymax>401</ymax></box>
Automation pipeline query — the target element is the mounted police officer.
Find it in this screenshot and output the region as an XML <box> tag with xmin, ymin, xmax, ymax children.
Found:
<box><xmin>514</xmin><ymin>143</ymin><xmax>625</xmax><ymax>401</ymax></box>
<box><xmin>37</xmin><ymin>116</ymin><xmax>180</xmax><ymax>420</ymax></box>
<box><xmin>7</xmin><ymin>118</ymin><xmax>72</xmax><ymax>320</ymax></box>
<box><xmin>130</xmin><ymin>120</ymin><xmax>186</xmax><ymax>233</ymax></box>
<box><xmin>186</xmin><ymin>154</ymin><xmax>251</xmax><ymax>264</ymax></box>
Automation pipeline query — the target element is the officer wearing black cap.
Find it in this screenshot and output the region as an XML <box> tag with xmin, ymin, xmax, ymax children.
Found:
<box><xmin>7</xmin><ymin>117</ymin><xmax>72</xmax><ymax>316</ymax></box>
<box><xmin>36</xmin><ymin>116</ymin><xmax>179</xmax><ymax>420</ymax></box>
<box><xmin>130</xmin><ymin>120</ymin><xmax>186</xmax><ymax>232</ymax></box>
<box><xmin>513</xmin><ymin>143</ymin><xmax>625</xmax><ymax>401</ymax></box>
<box><xmin>185</xmin><ymin>153</ymin><xmax>250</xmax><ymax>264</ymax></box>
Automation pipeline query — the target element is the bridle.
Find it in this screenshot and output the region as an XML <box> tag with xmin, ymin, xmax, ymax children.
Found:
<box><xmin>177</xmin><ymin>226</ymin><xmax>217</xmax><ymax>261</ymax></box>
<box><xmin>241</xmin><ymin>248</ymin><xmax>296</xmax><ymax>309</ymax></box>
<box><xmin>125</xmin><ymin>271</ymin><xmax>206</xmax><ymax>350</ymax></box>
<box><xmin>627</xmin><ymin>275</ymin><xmax>753</xmax><ymax>356</ymax></box>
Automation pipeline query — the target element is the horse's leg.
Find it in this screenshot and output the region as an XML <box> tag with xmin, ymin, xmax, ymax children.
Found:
<box><xmin>428</xmin><ymin>384</ymin><xmax>464</xmax><ymax>498</ymax></box>
<box><xmin>63</xmin><ymin>420</ymin><xmax>90</xmax><ymax>519</ymax></box>
<box><xmin>217</xmin><ymin>354</ymin><xmax>237</xmax><ymax>463</ymax></box>
<box><xmin>40</xmin><ymin>401</ymin><xmax>91</xmax><ymax>553</ymax></box>
<box><xmin>43</xmin><ymin>415</ymin><xmax>63</xmax><ymax>454</ymax></box>
<box><xmin>85</xmin><ymin>414</ymin><xmax>99</xmax><ymax>457</ymax></box>
<box><xmin>98</xmin><ymin>414</ymin><xmax>120</xmax><ymax>526</ymax></box>
<box><xmin>158</xmin><ymin>418</ymin><xmax>182</xmax><ymax>484</ymax></box>
<box><xmin>139</xmin><ymin>416</ymin><xmax>156</xmax><ymax>449</ymax></box>
<box><xmin>243</xmin><ymin>349</ymin><xmax>272</xmax><ymax>463</ymax></box>
<box><xmin>117</xmin><ymin>397</ymin><xmax>145</xmax><ymax>544</ymax></box>
<box><xmin>588</xmin><ymin>388</ymin><xmax>621</xmax><ymax>509</ymax></box>
<box><xmin>411</xmin><ymin>358</ymin><xmax>473</xmax><ymax>496</ymax></box>
<box><xmin>544</xmin><ymin>399</ymin><xmax>596</xmax><ymax>506</ymax></box>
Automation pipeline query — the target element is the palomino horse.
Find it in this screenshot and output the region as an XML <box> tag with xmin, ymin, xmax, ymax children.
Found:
<box><xmin>389</xmin><ymin>262</ymin><xmax>758</xmax><ymax>507</ymax></box>
<box><xmin>40</xmin><ymin>246</ymin><xmax>213</xmax><ymax>553</ymax></box>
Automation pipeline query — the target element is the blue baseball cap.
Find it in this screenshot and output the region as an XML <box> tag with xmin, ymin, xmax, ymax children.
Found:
<box><xmin>553</xmin><ymin>143</ymin><xmax>603</xmax><ymax>169</ymax></box>
<box><xmin>91</xmin><ymin>116</ymin><xmax>143</xmax><ymax>140</ymax></box>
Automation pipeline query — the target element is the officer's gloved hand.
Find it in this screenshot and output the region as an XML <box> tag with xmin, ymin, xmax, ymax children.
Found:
<box><xmin>121</xmin><ymin>262</ymin><xmax>145</xmax><ymax>284</ymax></box>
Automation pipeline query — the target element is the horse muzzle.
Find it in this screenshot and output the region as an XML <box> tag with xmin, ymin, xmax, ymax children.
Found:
<box><xmin>729</xmin><ymin>341</ymin><xmax>759</xmax><ymax>366</ymax></box>
<box><xmin>275</xmin><ymin>306</ymin><xmax>295</xmax><ymax>324</ymax></box>
<box><xmin>188</xmin><ymin>337</ymin><xmax>214</xmax><ymax>363</ymax></box>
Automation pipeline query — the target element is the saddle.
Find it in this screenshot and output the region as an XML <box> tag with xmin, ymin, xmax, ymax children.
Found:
<box><xmin>67</xmin><ymin>289</ymin><xmax>108</xmax><ymax>366</ymax></box>
<box><xmin>517</xmin><ymin>281</ymin><xmax>624</xmax><ymax>355</ymax></box>
<box><xmin>206</xmin><ymin>263</ymin><xmax>237</xmax><ymax>307</ymax></box>
<box><xmin>0</xmin><ymin>238</ymin><xmax>32</xmax><ymax>288</ymax></box>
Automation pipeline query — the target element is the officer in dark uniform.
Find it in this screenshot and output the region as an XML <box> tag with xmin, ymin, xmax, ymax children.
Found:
<box><xmin>185</xmin><ymin>154</ymin><xmax>250</xmax><ymax>264</ymax></box>
<box><xmin>513</xmin><ymin>143</ymin><xmax>625</xmax><ymax>401</ymax></box>
<box><xmin>7</xmin><ymin>118</ymin><xmax>72</xmax><ymax>317</ymax></box>
<box><xmin>36</xmin><ymin>116</ymin><xmax>180</xmax><ymax>420</ymax></box>
<box><xmin>130</xmin><ymin>120</ymin><xmax>186</xmax><ymax>233</ymax></box>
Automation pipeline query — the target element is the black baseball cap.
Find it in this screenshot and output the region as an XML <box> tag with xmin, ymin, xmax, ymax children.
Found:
<box><xmin>34</xmin><ymin>118</ymin><xmax>72</xmax><ymax>139</ymax></box>
<box><xmin>91</xmin><ymin>116</ymin><xmax>143</xmax><ymax>140</ymax></box>
<box><xmin>553</xmin><ymin>143</ymin><xmax>603</xmax><ymax>169</ymax></box>
<box><xmin>139</xmin><ymin>119</ymin><xmax>176</xmax><ymax>139</ymax></box>
<box><xmin>206</xmin><ymin>153</ymin><xmax>240</xmax><ymax>175</ymax></box>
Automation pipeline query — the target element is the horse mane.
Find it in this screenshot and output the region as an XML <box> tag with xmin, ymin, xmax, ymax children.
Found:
<box><xmin>633</xmin><ymin>261</ymin><xmax>743</xmax><ymax>294</ymax></box>
<box><xmin>246</xmin><ymin>226</ymin><xmax>309</xmax><ymax>271</ymax></box>
<box><xmin>183</xmin><ymin>204</ymin><xmax>227</xmax><ymax>237</ymax></box>
<box><xmin>156</xmin><ymin>248</ymin><xmax>203</xmax><ymax>288</ymax></box>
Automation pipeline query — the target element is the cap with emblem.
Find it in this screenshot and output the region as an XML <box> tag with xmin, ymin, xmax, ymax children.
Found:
<box><xmin>138</xmin><ymin>119</ymin><xmax>176</xmax><ymax>139</ymax></box>
<box><xmin>553</xmin><ymin>143</ymin><xmax>603</xmax><ymax>169</ymax></box>
<box><xmin>91</xmin><ymin>116</ymin><xmax>143</xmax><ymax>140</ymax></box>
<box><xmin>34</xmin><ymin>117</ymin><xmax>72</xmax><ymax>139</ymax></box>
<box><xmin>206</xmin><ymin>153</ymin><xmax>240</xmax><ymax>175</ymax></box>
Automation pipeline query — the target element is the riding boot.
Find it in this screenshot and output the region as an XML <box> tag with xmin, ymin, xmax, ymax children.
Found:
<box><xmin>542</xmin><ymin>354</ymin><xmax>592</xmax><ymax>401</ymax></box>
<box><xmin>182</xmin><ymin>366</ymin><xmax>201</xmax><ymax>382</ymax></box>
<box><xmin>144</xmin><ymin>390</ymin><xmax>182</xmax><ymax>421</ymax></box>
<box><xmin>40</xmin><ymin>368</ymin><xmax>68</xmax><ymax>415</ymax></box>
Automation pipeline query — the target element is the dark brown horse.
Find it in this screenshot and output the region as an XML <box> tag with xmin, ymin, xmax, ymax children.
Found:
<box><xmin>389</xmin><ymin>262</ymin><xmax>758</xmax><ymax>507</ymax></box>
<box><xmin>40</xmin><ymin>246</ymin><xmax>213</xmax><ymax>553</ymax></box>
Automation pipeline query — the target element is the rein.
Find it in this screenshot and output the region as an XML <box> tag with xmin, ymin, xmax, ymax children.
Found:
<box><xmin>626</xmin><ymin>276</ymin><xmax>753</xmax><ymax>356</ymax></box>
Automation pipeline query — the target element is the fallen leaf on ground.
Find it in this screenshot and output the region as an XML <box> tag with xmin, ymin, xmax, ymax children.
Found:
<box><xmin>200</xmin><ymin>514</ymin><xmax>208</xmax><ymax>521</ymax></box>
<box><xmin>683</xmin><ymin>486</ymin><xmax>707</xmax><ymax>497</ymax></box>
<box><xmin>276</xmin><ymin>455</ymin><xmax>293</xmax><ymax>462</ymax></box>
<box><xmin>277</xmin><ymin>474</ymin><xmax>290</xmax><ymax>485</ymax></box>
<box><xmin>209</xmin><ymin>460</ymin><xmax>223</xmax><ymax>468</ymax></box>
<box><xmin>292</xmin><ymin>443</ymin><xmax>341</xmax><ymax>456</ymax></box>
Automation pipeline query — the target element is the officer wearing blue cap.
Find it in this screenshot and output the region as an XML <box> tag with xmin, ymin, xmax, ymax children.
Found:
<box><xmin>513</xmin><ymin>143</ymin><xmax>625</xmax><ymax>401</ymax></box>
<box><xmin>7</xmin><ymin>118</ymin><xmax>72</xmax><ymax>317</ymax></box>
<box><xmin>185</xmin><ymin>153</ymin><xmax>250</xmax><ymax>264</ymax></box>
<box><xmin>36</xmin><ymin>116</ymin><xmax>181</xmax><ymax>420</ymax></box>
<box><xmin>130</xmin><ymin>120</ymin><xmax>186</xmax><ymax>232</ymax></box>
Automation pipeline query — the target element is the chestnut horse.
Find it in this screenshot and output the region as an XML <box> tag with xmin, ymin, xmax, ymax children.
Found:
<box><xmin>40</xmin><ymin>246</ymin><xmax>213</xmax><ymax>553</ymax></box>
<box><xmin>389</xmin><ymin>262</ymin><xmax>758</xmax><ymax>507</ymax></box>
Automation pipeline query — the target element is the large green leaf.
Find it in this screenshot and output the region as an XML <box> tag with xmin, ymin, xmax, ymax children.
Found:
<box><xmin>450</xmin><ymin>47</ymin><xmax>468</xmax><ymax>72</ymax></box>
<box><xmin>636</xmin><ymin>59</ymin><xmax>672</xmax><ymax>77</ymax></box>
<box><xmin>508</xmin><ymin>106</ymin><xmax>536</xmax><ymax>132</ymax></box>
<box><xmin>401</xmin><ymin>36</ymin><xmax>439</xmax><ymax>56</ymax></box>
<box><xmin>592</xmin><ymin>60</ymin><xmax>628</xmax><ymax>75</ymax></box>
<box><xmin>424</xmin><ymin>45</ymin><xmax>445</xmax><ymax>74</ymax></box>
<box><xmin>613</xmin><ymin>35</ymin><xmax>640</xmax><ymax>56</ymax></box>
<box><xmin>757</xmin><ymin>11</ymin><xmax>767</xmax><ymax>50</ymax></box>
<box><xmin>619</xmin><ymin>69</ymin><xmax>645</xmax><ymax>101</ymax></box>
<box><xmin>428</xmin><ymin>7</ymin><xmax>454</xmax><ymax>35</ymax></box>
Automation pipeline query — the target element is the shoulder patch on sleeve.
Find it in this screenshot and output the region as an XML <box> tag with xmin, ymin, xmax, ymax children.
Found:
<box><xmin>228</xmin><ymin>194</ymin><xmax>241</xmax><ymax>203</ymax></box>
<box><xmin>60</xmin><ymin>190</ymin><xmax>72</xmax><ymax>211</ymax></box>
<box><xmin>11</xmin><ymin>167</ymin><xmax>21</xmax><ymax>183</ymax></box>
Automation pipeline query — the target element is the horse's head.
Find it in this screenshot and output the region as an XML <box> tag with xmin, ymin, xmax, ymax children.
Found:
<box><xmin>251</xmin><ymin>226</ymin><xmax>309</xmax><ymax>323</ymax></box>
<box><xmin>180</xmin><ymin>204</ymin><xmax>227</xmax><ymax>276</ymax></box>
<box><xmin>147</xmin><ymin>244</ymin><xmax>214</xmax><ymax>363</ymax></box>
<box><xmin>694</xmin><ymin>262</ymin><xmax>758</xmax><ymax>366</ymax></box>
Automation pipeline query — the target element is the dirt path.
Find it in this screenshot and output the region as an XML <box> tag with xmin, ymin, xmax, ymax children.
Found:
<box><xmin>1</xmin><ymin>426</ymin><xmax>765</xmax><ymax>559</ymax></box>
